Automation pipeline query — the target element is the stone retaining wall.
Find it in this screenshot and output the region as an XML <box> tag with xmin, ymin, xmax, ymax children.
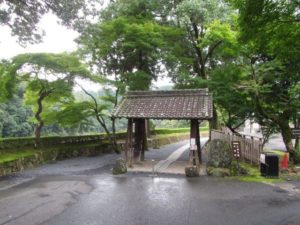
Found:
<box><xmin>0</xmin><ymin>133</ymin><xmax>189</xmax><ymax>176</ymax></box>
<box><xmin>0</xmin><ymin>143</ymin><xmax>113</xmax><ymax>176</ymax></box>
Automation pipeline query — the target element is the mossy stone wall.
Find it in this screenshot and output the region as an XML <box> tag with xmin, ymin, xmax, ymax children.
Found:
<box><xmin>0</xmin><ymin>133</ymin><xmax>189</xmax><ymax>176</ymax></box>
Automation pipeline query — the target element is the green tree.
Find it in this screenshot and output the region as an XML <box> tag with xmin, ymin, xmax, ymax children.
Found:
<box><xmin>172</xmin><ymin>3</ymin><xmax>242</xmax><ymax>130</ymax></box>
<box><xmin>6</xmin><ymin>53</ymin><xmax>91</xmax><ymax>147</ymax></box>
<box><xmin>0</xmin><ymin>60</ymin><xmax>17</xmax><ymax>102</ymax></box>
<box><xmin>78</xmin><ymin>0</ymin><xmax>182</xmax><ymax>91</ymax></box>
<box><xmin>153</xmin><ymin>0</ymin><xmax>238</xmax><ymax>129</ymax></box>
<box><xmin>49</xmin><ymin>86</ymin><xmax>120</xmax><ymax>152</ymax></box>
<box><xmin>0</xmin><ymin>89</ymin><xmax>34</xmax><ymax>137</ymax></box>
<box><xmin>231</xmin><ymin>0</ymin><xmax>300</xmax><ymax>160</ymax></box>
<box><xmin>0</xmin><ymin>0</ymin><xmax>98</xmax><ymax>45</ymax></box>
<box><xmin>173</xmin><ymin>0</ymin><xmax>232</xmax><ymax>79</ymax></box>
<box><xmin>77</xmin><ymin>0</ymin><xmax>183</xmax><ymax>146</ymax></box>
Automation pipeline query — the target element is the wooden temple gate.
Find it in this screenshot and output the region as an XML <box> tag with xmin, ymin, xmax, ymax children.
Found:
<box><xmin>112</xmin><ymin>89</ymin><xmax>213</xmax><ymax>167</ymax></box>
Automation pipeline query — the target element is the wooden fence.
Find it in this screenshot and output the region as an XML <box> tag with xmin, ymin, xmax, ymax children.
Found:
<box><xmin>210</xmin><ymin>130</ymin><xmax>263</xmax><ymax>166</ymax></box>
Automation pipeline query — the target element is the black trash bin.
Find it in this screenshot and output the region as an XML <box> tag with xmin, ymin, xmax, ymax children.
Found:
<box><xmin>260</xmin><ymin>153</ymin><xmax>279</xmax><ymax>177</ymax></box>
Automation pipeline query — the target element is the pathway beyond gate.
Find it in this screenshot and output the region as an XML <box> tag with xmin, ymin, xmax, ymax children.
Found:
<box><xmin>128</xmin><ymin>138</ymin><xmax>209</xmax><ymax>175</ymax></box>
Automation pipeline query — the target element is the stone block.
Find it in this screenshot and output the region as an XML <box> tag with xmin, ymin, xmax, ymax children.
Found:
<box><xmin>185</xmin><ymin>166</ymin><xmax>199</xmax><ymax>177</ymax></box>
<box><xmin>112</xmin><ymin>158</ymin><xmax>127</xmax><ymax>175</ymax></box>
<box><xmin>207</xmin><ymin>139</ymin><xmax>232</xmax><ymax>168</ymax></box>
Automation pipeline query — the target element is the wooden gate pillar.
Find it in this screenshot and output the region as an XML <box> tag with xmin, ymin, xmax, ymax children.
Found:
<box><xmin>196</xmin><ymin>120</ymin><xmax>201</xmax><ymax>163</ymax></box>
<box><xmin>190</xmin><ymin>119</ymin><xmax>201</xmax><ymax>165</ymax></box>
<box><xmin>145</xmin><ymin>119</ymin><xmax>151</xmax><ymax>138</ymax></box>
<box><xmin>125</xmin><ymin>118</ymin><xmax>133</xmax><ymax>167</ymax></box>
<box><xmin>133</xmin><ymin>119</ymin><xmax>146</xmax><ymax>162</ymax></box>
<box><xmin>140</xmin><ymin>119</ymin><xmax>147</xmax><ymax>161</ymax></box>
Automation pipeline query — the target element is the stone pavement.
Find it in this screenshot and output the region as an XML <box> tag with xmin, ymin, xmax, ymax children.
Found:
<box><xmin>128</xmin><ymin>138</ymin><xmax>208</xmax><ymax>175</ymax></box>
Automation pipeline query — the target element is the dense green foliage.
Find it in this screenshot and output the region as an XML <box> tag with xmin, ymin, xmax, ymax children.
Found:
<box><xmin>78</xmin><ymin>0</ymin><xmax>182</xmax><ymax>91</ymax></box>
<box><xmin>0</xmin><ymin>0</ymin><xmax>99</xmax><ymax>45</ymax></box>
<box><xmin>230</xmin><ymin>0</ymin><xmax>300</xmax><ymax>158</ymax></box>
<box><xmin>0</xmin><ymin>87</ymin><xmax>116</xmax><ymax>138</ymax></box>
<box><xmin>0</xmin><ymin>0</ymin><xmax>299</xmax><ymax>160</ymax></box>
<box><xmin>0</xmin><ymin>87</ymin><xmax>34</xmax><ymax>137</ymax></box>
<box><xmin>0</xmin><ymin>150</ymin><xmax>37</xmax><ymax>163</ymax></box>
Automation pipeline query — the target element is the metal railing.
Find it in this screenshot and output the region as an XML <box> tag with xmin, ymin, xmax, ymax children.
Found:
<box><xmin>211</xmin><ymin>130</ymin><xmax>263</xmax><ymax>166</ymax></box>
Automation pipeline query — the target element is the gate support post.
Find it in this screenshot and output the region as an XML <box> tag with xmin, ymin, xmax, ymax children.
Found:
<box><xmin>196</xmin><ymin>120</ymin><xmax>201</xmax><ymax>163</ymax></box>
<box><xmin>133</xmin><ymin>119</ymin><xmax>146</xmax><ymax>162</ymax></box>
<box><xmin>190</xmin><ymin>119</ymin><xmax>201</xmax><ymax>166</ymax></box>
<box><xmin>141</xmin><ymin>119</ymin><xmax>146</xmax><ymax>161</ymax></box>
<box><xmin>126</xmin><ymin>118</ymin><xmax>133</xmax><ymax>167</ymax></box>
<box><xmin>145</xmin><ymin>119</ymin><xmax>151</xmax><ymax>138</ymax></box>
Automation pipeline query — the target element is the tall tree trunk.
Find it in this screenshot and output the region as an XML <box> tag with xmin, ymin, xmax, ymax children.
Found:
<box><xmin>190</xmin><ymin>22</ymin><xmax>206</xmax><ymax>79</ymax></box>
<box><xmin>34</xmin><ymin>90</ymin><xmax>51</xmax><ymax>148</ymax></box>
<box><xmin>199</xmin><ymin>60</ymin><xmax>206</xmax><ymax>79</ymax></box>
<box><xmin>209</xmin><ymin>104</ymin><xmax>220</xmax><ymax>130</ymax></box>
<box><xmin>294</xmin><ymin>117</ymin><xmax>299</xmax><ymax>150</ymax></box>
<box><xmin>34</xmin><ymin>98</ymin><xmax>43</xmax><ymax>148</ymax></box>
<box><xmin>278</xmin><ymin>118</ymin><xmax>295</xmax><ymax>160</ymax></box>
<box><xmin>34</xmin><ymin>121</ymin><xmax>43</xmax><ymax>148</ymax></box>
<box><xmin>79</xmin><ymin>85</ymin><xmax>119</xmax><ymax>153</ymax></box>
<box><xmin>110</xmin><ymin>88</ymin><xmax>119</xmax><ymax>153</ymax></box>
<box><xmin>95</xmin><ymin>115</ymin><xmax>118</xmax><ymax>153</ymax></box>
<box><xmin>111</xmin><ymin>117</ymin><xmax>119</xmax><ymax>153</ymax></box>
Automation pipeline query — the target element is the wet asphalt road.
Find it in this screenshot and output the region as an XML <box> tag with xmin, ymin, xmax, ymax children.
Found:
<box><xmin>1</xmin><ymin>141</ymin><xmax>300</xmax><ymax>225</ymax></box>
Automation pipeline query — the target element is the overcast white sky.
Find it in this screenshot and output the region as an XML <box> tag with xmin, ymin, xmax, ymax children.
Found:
<box><xmin>0</xmin><ymin>13</ymin><xmax>172</xmax><ymax>91</ymax></box>
<box><xmin>0</xmin><ymin>14</ymin><xmax>78</xmax><ymax>59</ymax></box>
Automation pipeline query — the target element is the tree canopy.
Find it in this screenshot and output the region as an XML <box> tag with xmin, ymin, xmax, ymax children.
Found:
<box><xmin>0</xmin><ymin>0</ymin><xmax>98</xmax><ymax>45</ymax></box>
<box><xmin>1</xmin><ymin>53</ymin><xmax>92</xmax><ymax>146</ymax></box>
<box><xmin>229</xmin><ymin>0</ymin><xmax>300</xmax><ymax>157</ymax></box>
<box><xmin>78</xmin><ymin>0</ymin><xmax>183</xmax><ymax>91</ymax></box>
<box><xmin>1</xmin><ymin>0</ymin><xmax>300</xmax><ymax>160</ymax></box>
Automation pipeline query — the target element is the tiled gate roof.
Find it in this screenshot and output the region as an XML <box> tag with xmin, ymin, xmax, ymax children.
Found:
<box><xmin>112</xmin><ymin>89</ymin><xmax>213</xmax><ymax>120</ymax></box>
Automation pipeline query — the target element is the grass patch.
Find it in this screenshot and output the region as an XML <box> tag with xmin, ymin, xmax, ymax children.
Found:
<box><xmin>153</xmin><ymin>127</ymin><xmax>209</xmax><ymax>135</ymax></box>
<box><xmin>0</xmin><ymin>149</ymin><xmax>37</xmax><ymax>163</ymax></box>
<box><xmin>153</xmin><ymin>133</ymin><xmax>189</xmax><ymax>138</ymax></box>
<box><xmin>0</xmin><ymin>142</ymin><xmax>110</xmax><ymax>164</ymax></box>
<box><xmin>236</xmin><ymin>162</ymin><xmax>282</xmax><ymax>183</ymax></box>
<box><xmin>153</xmin><ymin>128</ymin><xmax>189</xmax><ymax>135</ymax></box>
<box><xmin>200</xmin><ymin>127</ymin><xmax>209</xmax><ymax>132</ymax></box>
<box><xmin>153</xmin><ymin>131</ymin><xmax>209</xmax><ymax>138</ymax></box>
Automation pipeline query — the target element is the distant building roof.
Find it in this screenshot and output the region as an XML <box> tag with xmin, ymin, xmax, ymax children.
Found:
<box><xmin>112</xmin><ymin>89</ymin><xmax>213</xmax><ymax>120</ymax></box>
